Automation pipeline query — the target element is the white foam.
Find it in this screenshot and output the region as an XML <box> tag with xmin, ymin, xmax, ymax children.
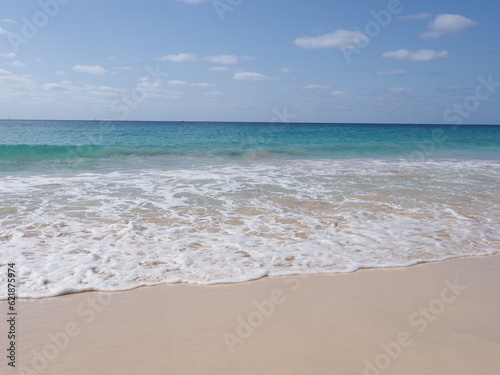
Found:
<box><xmin>0</xmin><ymin>159</ymin><xmax>499</xmax><ymax>299</ymax></box>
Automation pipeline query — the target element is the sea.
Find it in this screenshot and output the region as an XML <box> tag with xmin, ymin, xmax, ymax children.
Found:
<box><xmin>0</xmin><ymin>120</ymin><xmax>499</xmax><ymax>299</ymax></box>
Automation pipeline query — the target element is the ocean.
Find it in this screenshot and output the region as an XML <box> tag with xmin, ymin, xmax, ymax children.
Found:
<box><xmin>1</xmin><ymin>120</ymin><xmax>499</xmax><ymax>299</ymax></box>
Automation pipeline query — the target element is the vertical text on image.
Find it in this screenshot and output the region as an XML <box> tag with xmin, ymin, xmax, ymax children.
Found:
<box><xmin>6</xmin><ymin>263</ymin><xmax>17</xmax><ymax>368</ymax></box>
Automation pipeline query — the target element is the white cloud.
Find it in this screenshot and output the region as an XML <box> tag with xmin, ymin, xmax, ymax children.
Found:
<box><xmin>281</xmin><ymin>68</ymin><xmax>295</xmax><ymax>73</ymax></box>
<box><xmin>72</xmin><ymin>65</ymin><xmax>108</xmax><ymax>75</ymax></box>
<box><xmin>40</xmin><ymin>81</ymin><xmax>128</xmax><ymax>102</ymax></box>
<box><xmin>0</xmin><ymin>27</ymin><xmax>8</xmax><ymax>35</ymax></box>
<box><xmin>210</xmin><ymin>66</ymin><xmax>228</xmax><ymax>71</ymax></box>
<box><xmin>5</xmin><ymin>60</ymin><xmax>26</xmax><ymax>67</ymax></box>
<box><xmin>331</xmin><ymin>91</ymin><xmax>347</xmax><ymax>96</ymax></box>
<box><xmin>0</xmin><ymin>52</ymin><xmax>16</xmax><ymax>58</ymax></box>
<box><xmin>294</xmin><ymin>30</ymin><xmax>368</xmax><ymax>50</ymax></box>
<box><xmin>191</xmin><ymin>82</ymin><xmax>216</xmax><ymax>87</ymax></box>
<box><xmin>375</xmin><ymin>69</ymin><xmax>409</xmax><ymax>76</ymax></box>
<box><xmin>1</xmin><ymin>19</ymin><xmax>16</xmax><ymax>24</ymax></box>
<box><xmin>386</xmin><ymin>87</ymin><xmax>416</xmax><ymax>93</ymax></box>
<box><xmin>158</xmin><ymin>53</ymin><xmax>198</xmax><ymax>62</ymax></box>
<box><xmin>437</xmin><ymin>85</ymin><xmax>464</xmax><ymax>93</ymax></box>
<box><xmin>381</xmin><ymin>49</ymin><xmax>448</xmax><ymax>62</ymax></box>
<box><xmin>204</xmin><ymin>91</ymin><xmax>222</xmax><ymax>96</ymax></box>
<box><xmin>166</xmin><ymin>80</ymin><xmax>187</xmax><ymax>86</ymax></box>
<box><xmin>113</xmin><ymin>66</ymin><xmax>131</xmax><ymax>71</ymax></box>
<box><xmin>233</xmin><ymin>72</ymin><xmax>271</xmax><ymax>82</ymax></box>
<box><xmin>420</xmin><ymin>14</ymin><xmax>478</xmax><ymax>39</ymax></box>
<box><xmin>159</xmin><ymin>53</ymin><xmax>243</xmax><ymax>65</ymax></box>
<box><xmin>176</xmin><ymin>0</ymin><xmax>209</xmax><ymax>3</ymax></box>
<box><xmin>137</xmin><ymin>76</ymin><xmax>162</xmax><ymax>90</ymax></box>
<box><xmin>54</xmin><ymin>70</ymin><xmax>65</xmax><ymax>76</ymax></box>
<box><xmin>204</xmin><ymin>55</ymin><xmax>238</xmax><ymax>64</ymax></box>
<box><xmin>42</xmin><ymin>81</ymin><xmax>79</xmax><ymax>92</ymax></box>
<box><xmin>396</xmin><ymin>13</ymin><xmax>432</xmax><ymax>21</ymax></box>
<box><xmin>301</xmin><ymin>84</ymin><xmax>331</xmax><ymax>90</ymax></box>
<box><xmin>0</xmin><ymin>71</ymin><xmax>36</xmax><ymax>97</ymax></box>
<box><xmin>41</xmin><ymin>81</ymin><xmax>130</xmax><ymax>100</ymax></box>
<box><xmin>82</xmin><ymin>84</ymin><xmax>127</xmax><ymax>97</ymax></box>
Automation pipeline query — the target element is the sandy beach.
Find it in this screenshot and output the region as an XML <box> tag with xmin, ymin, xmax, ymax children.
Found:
<box><xmin>3</xmin><ymin>254</ymin><xmax>500</xmax><ymax>375</ymax></box>
<box><xmin>2</xmin><ymin>1</ymin><xmax>499</xmax><ymax>374</ymax></box>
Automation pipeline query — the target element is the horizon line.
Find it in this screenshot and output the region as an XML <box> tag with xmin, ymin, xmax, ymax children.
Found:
<box><xmin>0</xmin><ymin>119</ymin><xmax>499</xmax><ymax>126</ymax></box>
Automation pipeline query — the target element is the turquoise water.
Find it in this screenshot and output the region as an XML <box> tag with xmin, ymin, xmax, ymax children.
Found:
<box><xmin>0</xmin><ymin>121</ymin><xmax>499</xmax><ymax>298</ymax></box>
<box><xmin>1</xmin><ymin>121</ymin><xmax>499</xmax><ymax>174</ymax></box>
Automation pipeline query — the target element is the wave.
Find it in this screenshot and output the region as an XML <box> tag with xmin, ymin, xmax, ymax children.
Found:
<box><xmin>0</xmin><ymin>144</ymin><xmax>312</xmax><ymax>162</ymax></box>
<box><xmin>1</xmin><ymin>159</ymin><xmax>498</xmax><ymax>299</ymax></box>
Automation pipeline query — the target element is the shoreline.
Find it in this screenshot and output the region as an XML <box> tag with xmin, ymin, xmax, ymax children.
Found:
<box><xmin>2</xmin><ymin>253</ymin><xmax>500</xmax><ymax>374</ymax></box>
<box><xmin>7</xmin><ymin>252</ymin><xmax>498</xmax><ymax>301</ymax></box>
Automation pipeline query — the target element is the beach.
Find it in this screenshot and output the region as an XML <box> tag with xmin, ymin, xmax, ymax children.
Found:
<box><xmin>4</xmin><ymin>254</ymin><xmax>500</xmax><ymax>375</ymax></box>
<box><xmin>2</xmin><ymin>0</ymin><xmax>500</xmax><ymax>373</ymax></box>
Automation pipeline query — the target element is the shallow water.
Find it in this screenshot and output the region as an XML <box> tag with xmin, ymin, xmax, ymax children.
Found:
<box><xmin>0</xmin><ymin>121</ymin><xmax>499</xmax><ymax>298</ymax></box>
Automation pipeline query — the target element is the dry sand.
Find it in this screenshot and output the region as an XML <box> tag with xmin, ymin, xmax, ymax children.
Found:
<box><xmin>2</xmin><ymin>254</ymin><xmax>500</xmax><ymax>375</ymax></box>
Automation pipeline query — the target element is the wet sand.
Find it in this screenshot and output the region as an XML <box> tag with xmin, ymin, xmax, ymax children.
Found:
<box><xmin>2</xmin><ymin>254</ymin><xmax>500</xmax><ymax>375</ymax></box>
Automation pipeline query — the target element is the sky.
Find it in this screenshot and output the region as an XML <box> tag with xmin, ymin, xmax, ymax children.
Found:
<box><xmin>0</xmin><ymin>0</ymin><xmax>499</xmax><ymax>124</ymax></box>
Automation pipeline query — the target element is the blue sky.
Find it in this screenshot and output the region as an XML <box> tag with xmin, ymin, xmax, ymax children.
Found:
<box><xmin>0</xmin><ymin>0</ymin><xmax>499</xmax><ymax>123</ymax></box>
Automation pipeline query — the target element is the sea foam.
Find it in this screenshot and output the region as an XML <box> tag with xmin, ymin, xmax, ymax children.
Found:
<box><xmin>1</xmin><ymin>159</ymin><xmax>498</xmax><ymax>299</ymax></box>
